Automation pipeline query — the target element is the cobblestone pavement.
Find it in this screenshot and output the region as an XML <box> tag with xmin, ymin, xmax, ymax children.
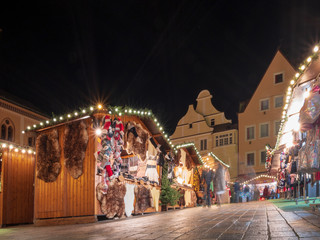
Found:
<box><xmin>2</xmin><ymin>201</ymin><xmax>320</xmax><ymax>239</ymax></box>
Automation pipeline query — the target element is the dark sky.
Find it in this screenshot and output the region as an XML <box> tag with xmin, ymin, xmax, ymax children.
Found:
<box><xmin>1</xmin><ymin>0</ymin><xmax>320</xmax><ymax>134</ymax></box>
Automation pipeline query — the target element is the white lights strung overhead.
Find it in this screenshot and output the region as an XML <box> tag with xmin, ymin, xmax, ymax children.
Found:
<box><xmin>175</xmin><ymin>143</ymin><xmax>203</xmax><ymax>165</ymax></box>
<box><xmin>0</xmin><ymin>141</ymin><xmax>36</xmax><ymax>155</ymax></box>
<box><xmin>242</xmin><ymin>174</ymin><xmax>277</xmax><ymax>185</ymax></box>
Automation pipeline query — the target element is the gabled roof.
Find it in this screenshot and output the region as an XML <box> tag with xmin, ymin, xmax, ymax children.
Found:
<box><xmin>175</xmin><ymin>143</ymin><xmax>203</xmax><ymax>165</ymax></box>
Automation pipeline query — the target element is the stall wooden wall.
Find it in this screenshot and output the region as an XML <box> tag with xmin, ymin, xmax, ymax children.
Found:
<box><xmin>34</xmin><ymin>119</ymin><xmax>97</xmax><ymax>225</ymax></box>
<box><xmin>0</xmin><ymin>148</ymin><xmax>35</xmax><ymax>226</ymax></box>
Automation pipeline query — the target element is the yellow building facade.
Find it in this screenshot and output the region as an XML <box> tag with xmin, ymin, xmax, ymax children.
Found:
<box><xmin>0</xmin><ymin>94</ymin><xmax>48</xmax><ymax>147</ymax></box>
<box><xmin>170</xmin><ymin>90</ymin><xmax>238</xmax><ymax>180</ymax></box>
<box><xmin>238</xmin><ymin>51</ymin><xmax>295</xmax><ymax>178</ymax></box>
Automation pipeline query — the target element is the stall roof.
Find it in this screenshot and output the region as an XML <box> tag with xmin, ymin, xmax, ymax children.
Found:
<box><xmin>23</xmin><ymin>105</ymin><xmax>175</xmax><ymax>152</ymax></box>
<box><xmin>273</xmin><ymin>44</ymin><xmax>320</xmax><ymax>154</ymax></box>
<box><xmin>175</xmin><ymin>143</ymin><xmax>203</xmax><ymax>165</ymax></box>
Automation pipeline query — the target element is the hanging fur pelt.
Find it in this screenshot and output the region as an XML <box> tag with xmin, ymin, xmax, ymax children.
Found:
<box><xmin>36</xmin><ymin>129</ymin><xmax>61</xmax><ymax>182</ymax></box>
<box><xmin>64</xmin><ymin>120</ymin><xmax>88</xmax><ymax>179</ymax></box>
<box><xmin>124</xmin><ymin>121</ymin><xmax>149</xmax><ymax>161</ymax></box>
<box><xmin>96</xmin><ymin>181</ymin><xmax>126</xmax><ymax>219</ymax></box>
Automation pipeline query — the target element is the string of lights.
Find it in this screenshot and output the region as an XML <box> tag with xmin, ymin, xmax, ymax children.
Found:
<box><xmin>272</xmin><ymin>44</ymin><xmax>320</xmax><ymax>154</ymax></box>
<box><xmin>175</xmin><ymin>143</ymin><xmax>203</xmax><ymax>165</ymax></box>
<box><xmin>0</xmin><ymin>141</ymin><xmax>36</xmax><ymax>154</ymax></box>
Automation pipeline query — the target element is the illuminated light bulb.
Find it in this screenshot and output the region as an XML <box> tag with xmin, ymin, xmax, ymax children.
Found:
<box><xmin>74</xmin><ymin>112</ymin><xmax>78</xmax><ymax>116</ymax></box>
<box><xmin>133</xmin><ymin>110</ymin><xmax>136</xmax><ymax>114</ymax></box>
<box><xmin>95</xmin><ymin>128</ymin><xmax>102</xmax><ymax>136</ymax></box>
<box><xmin>284</xmin><ymin>104</ymin><xmax>288</xmax><ymax>110</ymax></box>
<box><xmin>82</xmin><ymin>109</ymin><xmax>86</xmax><ymax>114</ymax></box>
<box><xmin>33</xmin><ymin>124</ymin><xmax>36</xmax><ymax>128</ymax></box>
<box><xmin>90</xmin><ymin>106</ymin><xmax>94</xmax><ymax>111</ymax></box>
<box><xmin>290</xmin><ymin>80</ymin><xmax>295</xmax><ymax>85</ymax></box>
<box><xmin>115</xmin><ymin>108</ymin><xmax>118</xmax><ymax>112</ymax></box>
<box><xmin>141</xmin><ymin>112</ymin><xmax>144</xmax><ymax>115</ymax></box>
<box><xmin>148</xmin><ymin>112</ymin><xmax>151</xmax><ymax>115</ymax></box>
<box><xmin>287</xmin><ymin>86</ymin><xmax>292</xmax><ymax>92</ymax></box>
<box><xmin>159</xmin><ymin>127</ymin><xmax>163</xmax><ymax>130</ymax></box>
<box><xmin>125</xmin><ymin>109</ymin><xmax>128</xmax><ymax>113</ymax></box>
<box><xmin>28</xmin><ymin>149</ymin><xmax>32</xmax><ymax>154</ymax></box>
<box><xmin>165</xmin><ymin>134</ymin><xmax>168</xmax><ymax>138</ymax></box>
<box><xmin>286</xmin><ymin>95</ymin><xmax>290</xmax><ymax>101</ymax></box>
<box><xmin>14</xmin><ymin>148</ymin><xmax>18</xmax><ymax>152</ymax></box>
<box><xmin>119</xmin><ymin>112</ymin><xmax>122</xmax><ymax>116</ymax></box>
<box><xmin>33</xmin><ymin>152</ymin><xmax>36</xmax><ymax>155</ymax></box>
<box><xmin>300</xmin><ymin>65</ymin><xmax>305</xmax><ymax>70</ymax></box>
<box><xmin>108</xmin><ymin>111</ymin><xmax>112</xmax><ymax>114</ymax></box>
<box><xmin>137</xmin><ymin>111</ymin><xmax>140</xmax><ymax>114</ymax></box>
<box><xmin>60</xmin><ymin>116</ymin><xmax>63</xmax><ymax>120</ymax></box>
<box><xmin>67</xmin><ymin>114</ymin><xmax>71</xmax><ymax>118</ymax></box>
<box><xmin>314</xmin><ymin>45</ymin><xmax>319</xmax><ymax>52</ymax></box>
<box><xmin>53</xmin><ymin>118</ymin><xmax>57</xmax><ymax>122</ymax></box>
<box><xmin>129</xmin><ymin>109</ymin><xmax>132</xmax><ymax>113</ymax></box>
<box><xmin>27</xmin><ymin>126</ymin><xmax>31</xmax><ymax>130</ymax></box>
<box><xmin>2</xmin><ymin>143</ymin><xmax>7</xmax><ymax>148</ymax></box>
<box><xmin>46</xmin><ymin>120</ymin><xmax>49</xmax><ymax>124</ymax></box>
<box><xmin>307</xmin><ymin>57</ymin><xmax>312</xmax><ymax>63</ymax></box>
<box><xmin>22</xmin><ymin>131</ymin><xmax>25</xmax><ymax>134</ymax></box>
<box><xmin>9</xmin><ymin>145</ymin><xmax>13</xmax><ymax>149</ymax></box>
<box><xmin>157</xmin><ymin>123</ymin><xmax>160</xmax><ymax>126</ymax></box>
<box><xmin>40</xmin><ymin>122</ymin><xmax>43</xmax><ymax>126</ymax></box>
<box><xmin>22</xmin><ymin>149</ymin><xmax>26</xmax><ymax>153</ymax></box>
<box><xmin>154</xmin><ymin>118</ymin><xmax>157</xmax><ymax>122</ymax></box>
<box><xmin>304</xmin><ymin>89</ymin><xmax>310</xmax><ymax>99</ymax></box>
<box><xmin>295</xmin><ymin>73</ymin><xmax>300</xmax><ymax>78</ymax></box>
<box><xmin>97</xmin><ymin>104</ymin><xmax>102</xmax><ymax>109</ymax></box>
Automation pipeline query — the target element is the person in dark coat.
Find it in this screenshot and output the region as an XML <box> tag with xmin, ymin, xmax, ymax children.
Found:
<box><xmin>234</xmin><ymin>180</ymin><xmax>240</xmax><ymax>203</ymax></box>
<box><xmin>201</xmin><ymin>168</ymin><xmax>214</xmax><ymax>207</ymax></box>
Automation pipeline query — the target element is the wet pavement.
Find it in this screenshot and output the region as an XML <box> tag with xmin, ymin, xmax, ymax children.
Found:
<box><xmin>2</xmin><ymin>201</ymin><xmax>320</xmax><ymax>239</ymax></box>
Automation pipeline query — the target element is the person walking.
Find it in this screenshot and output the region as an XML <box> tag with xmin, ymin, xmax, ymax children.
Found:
<box><xmin>234</xmin><ymin>180</ymin><xmax>240</xmax><ymax>203</ymax></box>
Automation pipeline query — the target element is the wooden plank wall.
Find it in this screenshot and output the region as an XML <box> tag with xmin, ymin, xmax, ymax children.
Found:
<box><xmin>0</xmin><ymin>148</ymin><xmax>35</xmax><ymax>225</ymax></box>
<box><xmin>34</xmin><ymin>119</ymin><xmax>96</xmax><ymax>220</ymax></box>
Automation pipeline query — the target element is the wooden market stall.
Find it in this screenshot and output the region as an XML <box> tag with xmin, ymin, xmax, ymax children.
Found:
<box><xmin>28</xmin><ymin>106</ymin><xmax>172</xmax><ymax>226</ymax></box>
<box><xmin>0</xmin><ymin>143</ymin><xmax>35</xmax><ymax>227</ymax></box>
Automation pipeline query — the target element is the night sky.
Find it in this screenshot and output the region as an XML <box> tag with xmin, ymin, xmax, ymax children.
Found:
<box><xmin>1</xmin><ymin>1</ymin><xmax>320</xmax><ymax>134</ymax></box>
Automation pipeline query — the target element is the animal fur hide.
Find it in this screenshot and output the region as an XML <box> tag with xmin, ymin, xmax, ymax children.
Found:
<box><xmin>134</xmin><ymin>185</ymin><xmax>153</xmax><ymax>214</ymax></box>
<box><xmin>96</xmin><ymin>181</ymin><xmax>126</xmax><ymax>219</ymax></box>
<box><xmin>64</xmin><ymin>120</ymin><xmax>88</xmax><ymax>179</ymax></box>
<box><xmin>36</xmin><ymin>129</ymin><xmax>61</xmax><ymax>182</ymax></box>
<box><xmin>124</xmin><ymin>121</ymin><xmax>149</xmax><ymax>161</ymax></box>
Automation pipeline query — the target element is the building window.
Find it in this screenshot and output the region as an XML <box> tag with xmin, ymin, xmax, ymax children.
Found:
<box><xmin>210</xmin><ymin>119</ymin><xmax>215</xmax><ymax>126</ymax></box>
<box><xmin>247</xmin><ymin>152</ymin><xmax>255</xmax><ymax>166</ymax></box>
<box><xmin>200</xmin><ymin>139</ymin><xmax>207</xmax><ymax>151</ymax></box>
<box><xmin>260</xmin><ymin>150</ymin><xmax>267</xmax><ymax>164</ymax></box>
<box><xmin>274</xmin><ymin>121</ymin><xmax>281</xmax><ymax>135</ymax></box>
<box><xmin>246</xmin><ymin>126</ymin><xmax>255</xmax><ymax>140</ymax></box>
<box><xmin>0</xmin><ymin>119</ymin><xmax>14</xmax><ymax>142</ymax></box>
<box><xmin>216</xmin><ymin>134</ymin><xmax>232</xmax><ymax>147</ymax></box>
<box><xmin>260</xmin><ymin>123</ymin><xmax>269</xmax><ymax>138</ymax></box>
<box><xmin>274</xmin><ymin>96</ymin><xmax>283</xmax><ymax>108</ymax></box>
<box><xmin>189</xmin><ymin>123</ymin><xmax>193</xmax><ymax>128</ymax></box>
<box><xmin>275</xmin><ymin>73</ymin><xmax>283</xmax><ymax>84</ymax></box>
<box><xmin>1</xmin><ymin>125</ymin><xmax>5</xmax><ymax>140</ymax></box>
<box><xmin>260</xmin><ymin>99</ymin><xmax>269</xmax><ymax>111</ymax></box>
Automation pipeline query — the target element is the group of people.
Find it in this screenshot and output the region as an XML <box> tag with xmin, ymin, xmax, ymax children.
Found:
<box><xmin>233</xmin><ymin>180</ymin><xmax>277</xmax><ymax>203</ymax></box>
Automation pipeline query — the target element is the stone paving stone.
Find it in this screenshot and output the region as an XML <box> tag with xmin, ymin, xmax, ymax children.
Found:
<box><xmin>243</xmin><ymin>236</ymin><xmax>268</xmax><ymax>240</ymax></box>
<box><xmin>296</xmin><ymin>231</ymin><xmax>320</xmax><ymax>238</ymax></box>
<box><xmin>270</xmin><ymin>230</ymin><xmax>297</xmax><ymax>238</ymax></box>
<box><xmin>270</xmin><ymin>237</ymin><xmax>298</xmax><ymax>240</ymax></box>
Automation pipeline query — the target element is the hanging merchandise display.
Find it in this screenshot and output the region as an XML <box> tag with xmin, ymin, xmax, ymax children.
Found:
<box><xmin>63</xmin><ymin>120</ymin><xmax>88</xmax><ymax>179</ymax></box>
<box><xmin>124</xmin><ymin>183</ymin><xmax>135</xmax><ymax>217</ymax></box>
<box><xmin>134</xmin><ymin>184</ymin><xmax>153</xmax><ymax>214</ymax></box>
<box><xmin>36</xmin><ymin>129</ymin><xmax>61</xmax><ymax>182</ymax></box>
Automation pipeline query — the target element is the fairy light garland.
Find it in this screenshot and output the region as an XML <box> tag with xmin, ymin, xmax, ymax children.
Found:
<box><xmin>242</xmin><ymin>174</ymin><xmax>277</xmax><ymax>185</ymax></box>
<box><xmin>0</xmin><ymin>141</ymin><xmax>36</xmax><ymax>154</ymax></box>
<box><xmin>175</xmin><ymin>143</ymin><xmax>203</xmax><ymax>165</ymax></box>
<box><xmin>272</xmin><ymin>43</ymin><xmax>320</xmax><ymax>154</ymax></box>
<box><xmin>23</xmin><ymin>104</ymin><xmax>174</xmax><ymax>151</ymax></box>
<box><xmin>208</xmin><ymin>152</ymin><xmax>230</xmax><ymax>168</ymax></box>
